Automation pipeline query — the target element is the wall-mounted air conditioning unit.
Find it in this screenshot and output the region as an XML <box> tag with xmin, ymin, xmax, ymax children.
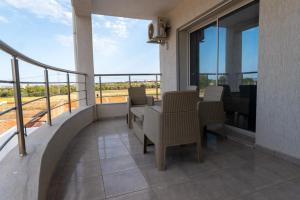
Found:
<box><xmin>147</xmin><ymin>17</ymin><xmax>169</xmax><ymax>44</ymax></box>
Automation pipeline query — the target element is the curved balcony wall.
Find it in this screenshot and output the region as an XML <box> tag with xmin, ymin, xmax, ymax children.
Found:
<box><xmin>0</xmin><ymin>106</ymin><xmax>96</xmax><ymax>200</ymax></box>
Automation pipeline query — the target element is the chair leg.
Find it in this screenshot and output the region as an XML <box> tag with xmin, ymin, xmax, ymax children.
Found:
<box><xmin>196</xmin><ymin>141</ymin><xmax>204</xmax><ymax>163</ymax></box>
<box><xmin>156</xmin><ymin>144</ymin><xmax>166</xmax><ymax>170</ymax></box>
<box><xmin>128</xmin><ymin>112</ymin><xmax>133</xmax><ymax>128</ymax></box>
<box><xmin>202</xmin><ymin>126</ymin><xmax>208</xmax><ymax>147</ymax></box>
<box><xmin>143</xmin><ymin>135</ymin><xmax>148</xmax><ymax>154</ymax></box>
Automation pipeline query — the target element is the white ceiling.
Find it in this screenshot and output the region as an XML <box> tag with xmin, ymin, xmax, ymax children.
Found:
<box><xmin>90</xmin><ymin>0</ymin><xmax>182</xmax><ymax>19</ymax></box>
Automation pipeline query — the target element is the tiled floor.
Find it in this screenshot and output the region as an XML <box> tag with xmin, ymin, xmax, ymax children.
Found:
<box><xmin>48</xmin><ymin>118</ymin><xmax>300</xmax><ymax>200</ymax></box>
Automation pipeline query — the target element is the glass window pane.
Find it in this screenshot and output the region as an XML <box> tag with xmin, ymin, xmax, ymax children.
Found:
<box><xmin>190</xmin><ymin>22</ymin><xmax>218</xmax><ymax>97</ymax></box>
<box><xmin>218</xmin><ymin>1</ymin><xmax>259</xmax><ymax>131</ymax></box>
<box><xmin>189</xmin><ymin>1</ymin><xmax>259</xmax><ymax>132</ymax></box>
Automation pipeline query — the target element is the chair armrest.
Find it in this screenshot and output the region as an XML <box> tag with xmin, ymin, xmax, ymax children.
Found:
<box><xmin>146</xmin><ymin>96</ymin><xmax>154</xmax><ymax>106</ymax></box>
<box><xmin>143</xmin><ymin>106</ymin><xmax>161</xmax><ymax>144</ymax></box>
<box><xmin>197</xmin><ymin>101</ymin><xmax>225</xmax><ymax>127</ymax></box>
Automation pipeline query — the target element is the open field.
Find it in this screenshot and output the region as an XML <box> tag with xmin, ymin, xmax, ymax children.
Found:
<box><xmin>95</xmin><ymin>88</ymin><xmax>160</xmax><ymax>103</ymax></box>
<box><xmin>0</xmin><ymin>94</ymin><xmax>79</xmax><ymax>134</ymax></box>
<box><xmin>0</xmin><ymin>89</ymin><xmax>161</xmax><ymax>134</ymax></box>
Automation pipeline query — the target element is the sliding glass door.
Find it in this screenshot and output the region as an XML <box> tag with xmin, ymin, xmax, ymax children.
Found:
<box><xmin>190</xmin><ymin>1</ymin><xmax>259</xmax><ymax>131</ymax></box>
<box><xmin>190</xmin><ymin>22</ymin><xmax>218</xmax><ymax>97</ymax></box>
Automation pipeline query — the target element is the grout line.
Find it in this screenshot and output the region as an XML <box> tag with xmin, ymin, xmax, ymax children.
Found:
<box><xmin>100</xmin><ymin>119</ymin><xmax>155</xmax><ymax>199</ymax></box>
<box><xmin>105</xmin><ymin>188</ymin><xmax>151</xmax><ymax>200</ymax></box>
<box><xmin>95</xmin><ymin>126</ymin><xmax>108</xmax><ymax>199</ymax></box>
<box><xmin>74</xmin><ymin>119</ymin><xmax>300</xmax><ymax>200</ymax></box>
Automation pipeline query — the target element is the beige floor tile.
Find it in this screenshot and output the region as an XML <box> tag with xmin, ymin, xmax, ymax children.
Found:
<box><xmin>140</xmin><ymin>165</ymin><xmax>190</xmax><ymax>188</ymax></box>
<box><xmin>56</xmin><ymin>175</ymin><xmax>105</xmax><ymax>200</ymax></box>
<box><xmin>48</xmin><ymin>119</ymin><xmax>300</xmax><ymax>200</ymax></box>
<box><xmin>103</xmin><ymin>168</ymin><xmax>149</xmax><ymax>198</ymax></box>
<box><xmin>62</xmin><ymin>160</ymin><xmax>102</xmax><ymax>181</ymax></box>
<box><xmin>107</xmin><ymin>189</ymin><xmax>158</xmax><ymax>200</ymax></box>
<box><xmin>99</xmin><ymin>145</ymin><xmax>130</xmax><ymax>159</ymax></box>
<box><xmin>98</xmin><ymin>137</ymin><xmax>124</xmax><ymax>149</ymax></box>
<box><xmin>101</xmin><ymin>155</ymin><xmax>138</xmax><ymax>175</ymax></box>
<box><xmin>153</xmin><ymin>182</ymin><xmax>209</xmax><ymax>200</ymax></box>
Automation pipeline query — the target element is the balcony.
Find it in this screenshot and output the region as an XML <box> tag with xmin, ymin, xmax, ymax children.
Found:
<box><xmin>0</xmin><ymin>37</ymin><xmax>300</xmax><ymax>200</ymax></box>
<box><xmin>1</xmin><ymin>0</ymin><xmax>300</xmax><ymax>199</ymax></box>
<box><xmin>47</xmin><ymin>118</ymin><xmax>300</xmax><ymax>200</ymax></box>
<box><xmin>94</xmin><ymin>73</ymin><xmax>161</xmax><ymax>104</ymax></box>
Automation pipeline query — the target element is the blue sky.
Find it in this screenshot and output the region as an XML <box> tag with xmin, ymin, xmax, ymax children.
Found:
<box><xmin>0</xmin><ymin>0</ymin><xmax>159</xmax><ymax>82</ymax></box>
<box><xmin>199</xmin><ymin>25</ymin><xmax>259</xmax><ymax>74</ymax></box>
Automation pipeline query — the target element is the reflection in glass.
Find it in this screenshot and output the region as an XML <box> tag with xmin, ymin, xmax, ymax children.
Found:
<box><xmin>190</xmin><ymin>1</ymin><xmax>259</xmax><ymax>131</ymax></box>
<box><xmin>219</xmin><ymin>2</ymin><xmax>259</xmax><ymax>131</ymax></box>
<box><xmin>190</xmin><ymin>23</ymin><xmax>218</xmax><ymax>97</ymax></box>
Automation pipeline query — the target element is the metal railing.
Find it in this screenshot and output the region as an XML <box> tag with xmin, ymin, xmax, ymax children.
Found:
<box><xmin>0</xmin><ymin>40</ymin><xmax>88</xmax><ymax>156</ymax></box>
<box><xmin>94</xmin><ymin>73</ymin><xmax>161</xmax><ymax>104</ymax></box>
<box><xmin>199</xmin><ymin>71</ymin><xmax>258</xmax><ymax>86</ymax></box>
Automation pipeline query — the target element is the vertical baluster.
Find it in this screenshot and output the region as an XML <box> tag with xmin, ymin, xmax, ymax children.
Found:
<box><xmin>84</xmin><ymin>75</ymin><xmax>88</xmax><ymax>106</ymax></box>
<box><xmin>99</xmin><ymin>76</ymin><xmax>102</xmax><ymax>104</ymax></box>
<box><xmin>206</xmin><ymin>74</ymin><xmax>209</xmax><ymax>87</ymax></box>
<box><xmin>11</xmin><ymin>57</ymin><xmax>26</xmax><ymax>156</ymax></box>
<box><xmin>129</xmin><ymin>75</ymin><xmax>131</xmax><ymax>88</ymax></box>
<box><xmin>155</xmin><ymin>74</ymin><xmax>158</xmax><ymax>100</ymax></box>
<box><xmin>44</xmin><ymin>69</ymin><xmax>52</xmax><ymax>126</ymax></box>
<box><xmin>67</xmin><ymin>73</ymin><xmax>71</xmax><ymax>113</ymax></box>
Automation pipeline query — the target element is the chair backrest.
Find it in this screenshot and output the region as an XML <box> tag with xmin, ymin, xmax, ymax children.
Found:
<box><xmin>187</xmin><ymin>85</ymin><xmax>198</xmax><ymax>91</ymax></box>
<box><xmin>203</xmin><ymin>86</ymin><xmax>224</xmax><ymax>102</ymax></box>
<box><xmin>128</xmin><ymin>87</ymin><xmax>147</xmax><ymax>105</ymax></box>
<box><xmin>197</xmin><ymin>101</ymin><xmax>225</xmax><ymax>127</ymax></box>
<box><xmin>162</xmin><ymin>91</ymin><xmax>199</xmax><ymax>113</ymax></box>
<box><xmin>161</xmin><ymin>91</ymin><xmax>200</xmax><ymax>145</ymax></box>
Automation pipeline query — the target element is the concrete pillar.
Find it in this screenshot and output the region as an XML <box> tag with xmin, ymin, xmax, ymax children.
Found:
<box><xmin>225</xmin><ymin>28</ymin><xmax>242</xmax><ymax>92</ymax></box>
<box><xmin>73</xmin><ymin>10</ymin><xmax>95</xmax><ymax>106</ymax></box>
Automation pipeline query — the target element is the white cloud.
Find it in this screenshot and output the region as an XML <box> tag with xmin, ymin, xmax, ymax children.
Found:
<box><xmin>93</xmin><ymin>35</ymin><xmax>119</xmax><ymax>56</ymax></box>
<box><xmin>3</xmin><ymin>0</ymin><xmax>72</xmax><ymax>25</ymax></box>
<box><xmin>56</xmin><ymin>34</ymin><xmax>73</xmax><ymax>47</ymax></box>
<box><xmin>93</xmin><ymin>16</ymin><xmax>135</xmax><ymax>39</ymax></box>
<box><xmin>0</xmin><ymin>16</ymin><xmax>9</xmax><ymax>23</ymax></box>
<box><xmin>104</xmin><ymin>18</ymin><xmax>129</xmax><ymax>38</ymax></box>
<box><xmin>56</xmin><ymin>34</ymin><xmax>119</xmax><ymax>57</ymax></box>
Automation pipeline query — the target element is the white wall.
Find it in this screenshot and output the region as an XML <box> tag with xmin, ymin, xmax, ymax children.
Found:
<box><xmin>160</xmin><ymin>0</ymin><xmax>223</xmax><ymax>93</ymax></box>
<box><xmin>256</xmin><ymin>0</ymin><xmax>300</xmax><ymax>159</ymax></box>
<box><xmin>0</xmin><ymin>106</ymin><xmax>95</xmax><ymax>200</ymax></box>
<box><xmin>161</xmin><ymin>0</ymin><xmax>300</xmax><ymax>160</ymax></box>
<box><xmin>96</xmin><ymin>103</ymin><xmax>127</xmax><ymax>119</ymax></box>
<box><xmin>73</xmin><ymin>11</ymin><xmax>96</xmax><ymax>106</ymax></box>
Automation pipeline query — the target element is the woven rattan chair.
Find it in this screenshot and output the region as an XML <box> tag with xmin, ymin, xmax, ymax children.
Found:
<box><xmin>127</xmin><ymin>87</ymin><xmax>154</xmax><ymax>128</ymax></box>
<box><xmin>198</xmin><ymin>85</ymin><xmax>225</xmax><ymax>145</ymax></box>
<box><xmin>203</xmin><ymin>85</ymin><xmax>224</xmax><ymax>101</ymax></box>
<box><xmin>143</xmin><ymin>91</ymin><xmax>203</xmax><ymax>170</ymax></box>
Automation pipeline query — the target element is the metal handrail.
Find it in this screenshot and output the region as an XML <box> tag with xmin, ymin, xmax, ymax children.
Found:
<box><xmin>0</xmin><ymin>40</ymin><xmax>89</xmax><ymax>156</ymax></box>
<box><xmin>199</xmin><ymin>72</ymin><xmax>228</xmax><ymax>75</ymax></box>
<box><xmin>19</xmin><ymin>81</ymin><xmax>46</xmax><ymax>84</ymax></box>
<box><xmin>71</xmin><ymin>90</ymin><xmax>87</xmax><ymax>93</ymax></box>
<box><xmin>0</xmin><ymin>132</ymin><xmax>17</xmax><ymax>152</ymax></box>
<box><xmin>95</xmin><ymin>73</ymin><xmax>162</xmax><ymax>76</ymax></box>
<box><xmin>0</xmin><ymin>40</ymin><xmax>86</xmax><ymax>75</ymax></box>
<box><xmin>94</xmin><ymin>73</ymin><xmax>161</xmax><ymax>104</ymax></box>
<box><xmin>0</xmin><ymin>107</ymin><xmax>16</xmax><ymax>116</ymax></box>
<box><xmin>50</xmin><ymin>102</ymin><xmax>69</xmax><ymax>110</ymax></box>
<box><xmin>198</xmin><ymin>71</ymin><xmax>258</xmax><ymax>86</ymax></box>
<box><xmin>21</xmin><ymin>96</ymin><xmax>46</xmax><ymax>106</ymax></box>
<box><xmin>0</xmin><ymin>80</ymin><xmax>14</xmax><ymax>84</ymax></box>
<box><xmin>0</xmin><ymin>97</ymin><xmax>46</xmax><ymax>118</ymax></box>
<box><xmin>199</xmin><ymin>71</ymin><xmax>257</xmax><ymax>75</ymax></box>
<box><xmin>236</xmin><ymin>71</ymin><xmax>257</xmax><ymax>75</ymax></box>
